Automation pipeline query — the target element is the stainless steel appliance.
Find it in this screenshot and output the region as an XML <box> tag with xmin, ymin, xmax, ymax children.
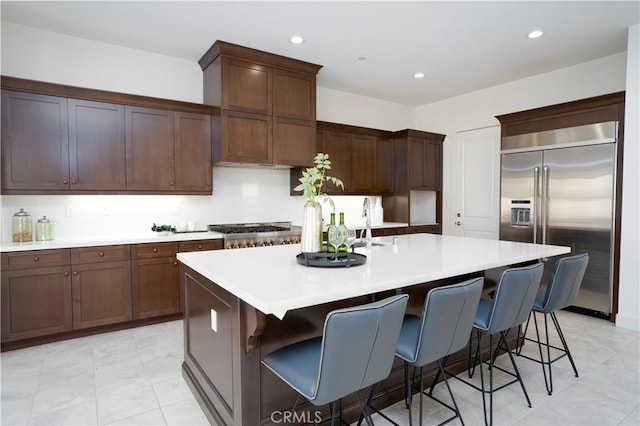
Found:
<box><xmin>208</xmin><ymin>222</ymin><xmax>301</xmax><ymax>249</ymax></box>
<box><xmin>500</xmin><ymin>122</ymin><xmax>617</xmax><ymax>318</ymax></box>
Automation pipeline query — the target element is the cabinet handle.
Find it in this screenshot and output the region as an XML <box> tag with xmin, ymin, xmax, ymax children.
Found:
<box><xmin>63</xmin><ymin>180</ymin><xmax>68</xmax><ymax>184</ymax></box>
<box><xmin>99</xmin><ymin>252</ymin><xmax>105</xmax><ymax>257</ymax></box>
<box><xmin>73</xmin><ymin>271</ymin><xmax>78</xmax><ymax>276</ymax></box>
<box><xmin>64</xmin><ymin>271</ymin><xmax>69</xmax><ymax>276</ymax></box>
<box><xmin>174</xmin><ymin>261</ymin><xmax>178</xmax><ymax>266</ymax></box>
<box><xmin>71</xmin><ymin>180</ymin><xmax>77</xmax><ymax>184</ymax></box>
<box><xmin>153</xmin><ymin>248</ymin><xmax>158</xmax><ymax>253</ymax></box>
<box><xmin>198</xmin><ymin>245</ymin><xmax>202</xmax><ymax>249</ymax></box>
<box><xmin>169</xmin><ymin>181</ymin><xmax>174</xmax><ymax>186</ymax></box>
<box><xmin>33</xmin><ymin>256</ymin><xmax>39</xmax><ymax>262</ymax></box>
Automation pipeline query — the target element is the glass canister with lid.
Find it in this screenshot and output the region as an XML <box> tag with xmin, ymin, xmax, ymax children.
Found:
<box><xmin>11</xmin><ymin>208</ymin><xmax>33</xmax><ymax>242</ymax></box>
<box><xmin>35</xmin><ymin>216</ymin><xmax>55</xmax><ymax>241</ymax></box>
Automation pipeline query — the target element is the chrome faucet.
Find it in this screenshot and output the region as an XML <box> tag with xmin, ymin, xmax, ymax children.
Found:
<box><xmin>361</xmin><ymin>197</ymin><xmax>372</xmax><ymax>248</ymax></box>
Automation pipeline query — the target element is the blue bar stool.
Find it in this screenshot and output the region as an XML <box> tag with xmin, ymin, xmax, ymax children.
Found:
<box><xmin>456</xmin><ymin>263</ymin><xmax>544</xmax><ymax>426</ymax></box>
<box><xmin>394</xmin><ymin>277</ymin><xmax>484</xmax><ymax>426</ymax></box>
<box><xmin>516</xmin><ymin>253</ymin><xmax>589</xmax><ymax>395</ymax></box>
<box><xmin>262</xmin><ymin>294</ymin><xmax>408</xmax><ymax>425</ymax></box>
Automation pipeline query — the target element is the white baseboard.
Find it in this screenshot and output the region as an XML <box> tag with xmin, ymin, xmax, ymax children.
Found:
<box><xmin>615</xmin><ymin>314</ymin><xmax>640</xmax><ymax>332</ymax></box>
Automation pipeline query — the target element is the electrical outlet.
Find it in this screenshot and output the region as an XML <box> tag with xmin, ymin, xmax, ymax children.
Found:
<box><xmin>210</xmin><ymin>309</ymin><xmax>217</xmax><ymax>332</ymax></box>
<box><xmin>65</xmin><ymin>204</ymin><xmax>75</xmax><ymax>217</ymax></box>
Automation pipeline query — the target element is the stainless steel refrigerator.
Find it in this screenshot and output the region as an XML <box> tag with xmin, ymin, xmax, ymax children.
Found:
<box><xmin>500</xmin><ymin>121</ymin><xmax>618</xmax><ymax>318</ymax></box>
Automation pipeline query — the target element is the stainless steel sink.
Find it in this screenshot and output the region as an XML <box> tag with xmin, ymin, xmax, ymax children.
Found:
<box><xmin>352</xmin><ymin>241</ymin><xmax>387</xmax><ymax>248</ymax></box>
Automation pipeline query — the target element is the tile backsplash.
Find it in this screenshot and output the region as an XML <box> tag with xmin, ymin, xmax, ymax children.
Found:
<box><xmin>0</xmin><ymin>167</ymin><xmax>377</xmax><ymax>242</ymax></box>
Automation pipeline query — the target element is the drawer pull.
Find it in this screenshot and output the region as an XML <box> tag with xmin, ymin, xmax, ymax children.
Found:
<box><xmin>73</xmin><ymin>271</ymin><xmax>78</xmax><ymax>276</ymax></box>
<box><xmin>174</xmin><ymin>261</ymin><xmax>178</xmax><ymax>266</ymax></box>
<box><xmin>63</xmin><ymin>179</ymin><xmax>68</xmax><ymax>184</ymax></box>
<box><xmin>153</xmin><ymin>248</ymin><xmax>158</xmax><ymax>253</ymax></box>
<box><xmin>99</xmin><ymin>252</ymin><xmax>105</xmax><ymax>257</ymax></box>
<box><xmin>198</xmin><ymin>245</ymin><xmax>202</xmax><ymax>249</ymax></box>
<box><xmin>33</xmin><ymin>256</ymin><xmax>40</xmax><ymax>262</ymax></box>
<box><xmin>64</xmin><ymin>271</ymin><xmax>69</xmax><ymax>276</ymax></box>
<box><xmin>71</xmin><ymin>180</ymin><xmax>77</xmax><ymax>184</ymax></box>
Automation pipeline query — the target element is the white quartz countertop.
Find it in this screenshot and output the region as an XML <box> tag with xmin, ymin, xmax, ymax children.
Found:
<box><xmin>176</xmin><ymin>233</ymin><xmax>570</xmax><ymax>319</ymax></box>
<box><xmin>0</xmin><ymin>231</ymin><xmax>224</xmax><ymax>252</ymax></box>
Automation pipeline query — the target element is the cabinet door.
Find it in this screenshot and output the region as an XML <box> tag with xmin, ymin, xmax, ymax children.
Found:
<box><xmin>273</xmin><ymin>117</ymin><xmax>316</xmax><ymax>167</ymax></box>
<box><xmin>408</xmin><ymin>138</ymin><xmax>425</xmax><ymax>189</ymax></box>
<box><xmin>351</xmin><ymin>134</ymin><xmax>375</xmax><ymax>193</ymax></box>
<box><xmin>273</xmin><ymin>69</ymin><xmax>315</xmax><ymax>120</ymax></box>
<box><xmin>175</xmin><ymin>112</ymin><xmax>212</xmax><ymax>192</ymax></box>
<box><xmin>222</xmin><ymin>58</ymin><xmax>271</xmax><ymax>115</ymax></box>
<box><xmin>424</xmin><ymin>140</ymin><xmax>442</xmax><ymax>190</ymax></box>
<box><xmin>68</xmin><ymin>99</ymin><xmax>126</xmax><ymax>190</ymax></box>
<box><xmin>132</xmin><ymin>257</ymin><xmax>181</xmax><ymax>319</ymax></box>
<box><xmin>1</xmin><ymin>91</ymin><xmax>69</xmax><ymax>191</ymax></box>
<box><xmin>375</xmin><ymin>138</ymin><xmax>394</xmax><ymax>193</ymax></box>
<box><xmin>1</xmin><ymin>266</ymin><xmax>72</xmax><ymax>341</ymax></box>
<box><xmin>125</xmin><ymin>106</ymin><xmax>175</xmax><ymax>191</ymax></box>
<box><xmin>71</xmin><ymin>261</ymin><xmax>132</xmax><ymax>329</ymax></box>
<box><xmin>324</xmin><ymin>131</ymin><xmax>351</xmax><ymax>192</ymax></box>
<box><xmin>222</xmin><ymin>110</ymin><xmax>271</xmax><ymax>164</ymax></box>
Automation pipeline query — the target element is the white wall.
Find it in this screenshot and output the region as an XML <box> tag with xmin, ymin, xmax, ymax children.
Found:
<box><xmin>0</xmin><ymin>22</ymin><xmax>203</xmax><ymax>103</ymax></box>
<box><xmin>616</xmin><ymin>24</ymin><xmax>640</xmax><ymax>332</ymax></box>
<box><xmin>317</xmin><ymin>86</ymin><xmax>414</xmax><ymax>131</ymax></box>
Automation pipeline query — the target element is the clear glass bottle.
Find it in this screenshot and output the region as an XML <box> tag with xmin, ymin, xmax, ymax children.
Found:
<box><xmin>35</xmin><ymin>216</ymin><xmax>55</xmax><ymax>241</ymax></box>
<box><xmin>326</xmin><ymin>212</ymin><xmax>336</xmax><ymax>253</ymax></box>
<box><xmin>11</xmin><ymin>208</ymin><xmax>33</xmax><ymax>242</ymax></box>
<box><xmin>337</xmin><ymin>212</ymin><xmax>348</xmax><ymax>252</ymax></box>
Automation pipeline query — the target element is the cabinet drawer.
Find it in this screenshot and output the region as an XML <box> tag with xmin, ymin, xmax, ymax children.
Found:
<box><xmin>178</xmin><ymin>240</ymin><xmax>223</xmax><ymax>252</ymax></box>
<box><xmin>71</xmin><ymin>245</ymin><xmax>130</xmax><ymax>264</ymax></box>
<box><xmin>1</xmin><ymin>249</ymin><xmax>71</xmax><ymax>270</ymax></box>
<box><xmin>131</xmin><ymin>242</ymin><xmax>178</xmax><ymax>259</ymax></box>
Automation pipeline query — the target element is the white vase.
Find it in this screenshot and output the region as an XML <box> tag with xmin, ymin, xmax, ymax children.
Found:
<box><xmin>301</xmin><ymin>201</ymin><xmax>323</xmax><ymax>253</ymax></box>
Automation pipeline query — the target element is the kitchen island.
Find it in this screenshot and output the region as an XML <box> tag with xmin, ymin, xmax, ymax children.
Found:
<box><xmin>177</xmin><ymin>233</ymin><xmax>569</xmax><ymax>425</ymax></box>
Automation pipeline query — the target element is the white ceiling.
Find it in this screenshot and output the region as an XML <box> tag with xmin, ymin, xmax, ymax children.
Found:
<box><xmin>1</xmin><ymin>1</ymin><xmax>638</xmax><ymax>106</ymax></box>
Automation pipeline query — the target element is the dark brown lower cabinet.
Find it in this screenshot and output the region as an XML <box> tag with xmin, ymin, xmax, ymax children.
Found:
<box><xmin>1</xmin><ymin>265</ymin><xmax>72</xmax><ymax>341</ymax></box>
<box><xmin>71</xmin><ymin>261</ymin><xmax>132</xmax><ymax>329</ymax></box>
<box><xmin>131</xmin><ymin>242</ymin><xmax>180</xmax><ymax>319</ymax></box>
<box><xmin>132</xmin><ymin>257</ymin><xmax>180</xmax><ymax>319</ymax></box>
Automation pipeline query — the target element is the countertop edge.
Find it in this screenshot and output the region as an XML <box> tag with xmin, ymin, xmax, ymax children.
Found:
<box><xmin>1</xmin><ymin>232</ymin><xmax>225</xmax><ymax>252</ymax></box>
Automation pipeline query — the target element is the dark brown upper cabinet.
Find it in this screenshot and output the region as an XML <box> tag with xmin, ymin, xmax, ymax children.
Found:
<box><xmin>126</xmin><ymin>107</ymin><xmax>213</xmax><ymax>192</ymax></box>
<box><xmin>200</xmin><ymin>41</ymin><xmax>322</xmax><ymax>167</ymax></box>
<box><xmin>69</xmin><ymin>99</ymin><xmax>126</xmax><ymax>190</ymax></box>
<box><xmin>408</xmin><ymin>134</ymin><xmax>442</xmax><ymax>191</ymax></box>
<box><xmin>385</xmin><ymin>129</ymin><xmax>445</xmax><ymax>227</ymax></box>
<box><xmin>1</xmin><ymin>91</ymin><xmax>70</xmax><ymax>191</ymax></box>
<box><xmin>1</xmin><ymin>76</ymin><xmax>216</xmax><ymax>195</ymax></box>
<box><xmin>125</xmin><ymin>106</ymin><xmax>175</xmax><ymax>191</ymax></box>
<box><xmin>303</xmin><ymin>121</ymin><xmax>393</xmax><ymax>195</ymax></box>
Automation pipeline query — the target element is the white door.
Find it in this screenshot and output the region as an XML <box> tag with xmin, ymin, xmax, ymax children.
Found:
<box><xmin>450</xmin><ymin>126</ymin><xmax>500</xmax><ymax>239</ymax></box>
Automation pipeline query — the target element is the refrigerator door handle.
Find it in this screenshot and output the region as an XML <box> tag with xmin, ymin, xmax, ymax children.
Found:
<box><xmin>533</xmin><ymin>167</ymin><xmax>540</xmax><ymax>244</ymax></box>
<box><xmin>542</xmin><ymin>166</ymin><xmax>549</xmax><ymax>246</ymax></box>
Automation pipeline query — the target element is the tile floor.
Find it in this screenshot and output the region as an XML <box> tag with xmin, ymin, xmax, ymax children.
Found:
<box><xmin>1</xmin><ymin>311</ymin><xmax>638</xmax><ymax>425</ymax></box>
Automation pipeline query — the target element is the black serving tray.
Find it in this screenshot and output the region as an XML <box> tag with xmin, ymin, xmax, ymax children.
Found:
<box><xmin>296</xmin><ymin>251</ymin><xmax>366</xmax><ymax>268</ymax></box>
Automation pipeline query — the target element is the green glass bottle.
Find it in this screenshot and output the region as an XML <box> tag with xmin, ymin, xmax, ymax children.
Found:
<box><xmin>338</xmin><ymin>212</ymin><xmax>348</xmax><ymax>252</ymax></box>
<box><xmin>327</xmin><ymin>212</ymin><xmax>336</xmax><ymax>253</ymax></box>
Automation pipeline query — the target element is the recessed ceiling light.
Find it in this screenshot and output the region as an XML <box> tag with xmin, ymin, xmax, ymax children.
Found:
<box><xmin>528</xmin><ymin>30</ymin><xmax>544</xmax><ymax>39</ymax></box>
<box><xmin>289</xmin><ymin>36</ymin><xmax>304</xmax><ymax>44</ymax></box>
<box><xmin>414</xmin><ymin>72</ymin><xmax>425</xmax><ymax>79</ymax></box>
<box><xmin>358</xmin><ymin>56</ymin><xmax>367</xmax><ymax>61</ymax></box>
